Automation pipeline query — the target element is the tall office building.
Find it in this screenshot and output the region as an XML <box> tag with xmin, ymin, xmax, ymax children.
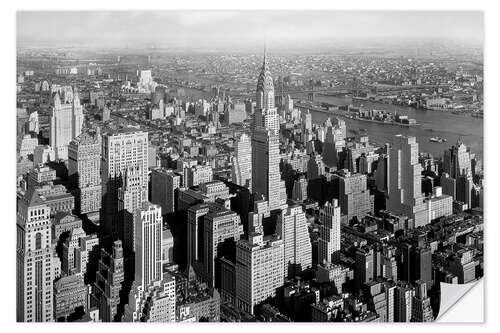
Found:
<box><xmin>68</xmin><ymin>128</ymin><xmax>102</xmax><ymax>219</ymax></box>
<box><xmin>101</xmin><ymin>130</ymin><xmax>148</xmax><ymax>240</ymax></box>
<box><xmin>411</xmin><ymin>281</ymin><xmax>433</xmax><ymax>322</ymax></box>
<box><xmin>354</xmin><ymin>246</ymin><xmax>375</xmax><ymax>291</ymax></box>
<box><xmin>133</xmin><ymin>202</ymin><xmax>163</xmax><ymax>288</ymax></box>
<box><xmin>251</xmin><ymin>50</ymin><xmax>287</xmax><ymax>211</ymax></box>
<box><xmin>231</xmin><ymin>133</ymin><xmax>252</xmax><ymax>191</ymax></box>
<box><xmin>303</xmin><ymin>110</ymin><xmax>312</xmax><ymax>132</ymax></box>
<box><xmin>49</xmin><ymin>89</ymin><xmax>84</xmax><ymax>160</ymax></box>
<box><xmin>440</xmin><ymin>173</ymin><xmax>456</xmax><ymax>199</ymax></box>
<box><xmin>187</xmin><ymin>203</ymin><xmax>244</xmax><ymax>288</ymax></box>
<box><xmin>322</xmin><ymin>118</ymin><xmax>346</xmax><ymax>169</ymax></box>
<box><xmin>93</xmin><ymin>240</ymin><xmax>125</xmax><ymax>322</ymax></box>
<box><xmin>235</xmin><ymin>234</ymin><xmax>284</xmax><ymax>315</ymax></box>
<box><xmin>17</xmin><ymin>189</ymin><xmax>54</xmax><ymax>322</ymax></box>
<box><xmin>254</xmin><ymin>50</ymin><xmax>279</xmax><ymax>135</ymax></box>
<box><xmin>394</xmin><ymin>283</ymin><xmax>415</xmax><ymax>322</ymax></box>
<box><xmin>443</xmin><ymin>140</ymin><xmax>472</xmax><ymax>179</ymax></box>
<box><xmin>318</xmin><ymin>199</ymin><xmax>341</xmax><ymax>264</ymax></box>
<box><xmin>334</xmin><ymin>169</ymin><xmax>373</xmax><ymax>223</ymax></box>
<box><xmin>118</xmin><ymin>165</ymin><xmax>147</xmax><ymax>214</ymax></box>
<box><xmin>151</xmin><ymin>168</ymin><xmax>181</xmax><ymax>214</ymax></box>
<box><xmin>456</xmin><ymin>173</ymin><xmax>474</xmax><ymax>208</ymax></box>
<box><xmin>386</xmin><ymin>135</ymin><xmax>428</xmax><ymax>228</ymax></box>
<box><xmin>292</xmin><ymin>177</ymin><xmax>308</xmax><ymax>202</ymax></box>
<box><xmin>278</xmin><ymin>204</ymin><xmax>312</xmax><ymax>277</ymax></box>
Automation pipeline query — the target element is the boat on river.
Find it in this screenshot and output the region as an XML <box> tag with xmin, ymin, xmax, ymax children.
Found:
<box><xmin>429</xmin><ymin>137</ymin><xmax>447</xmax><ymax>143</ymax></box>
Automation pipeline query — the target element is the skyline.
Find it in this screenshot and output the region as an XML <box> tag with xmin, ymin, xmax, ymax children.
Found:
<box><xmin>17</xmin><ymin>11</ymin><xmax>484</xmax><ymax>50</ymax></box>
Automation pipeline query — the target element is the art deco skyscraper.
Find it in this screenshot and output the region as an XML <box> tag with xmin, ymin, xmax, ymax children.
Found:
<box><xmin>443</xmin><ymin>139</ymin><xmax>472</xmax><ymax>178</ymax></box>
<box><xmin>101</xmin><ymin>130</ymin><xmax>148</xmax><ymax>241</ymax></box>
<box><xmin>17</xmin><ymin>189</ymin><xmax>54</xmax><ymax>322</ymax></box>
<box><xmin>386</xmin><ymin>135</ymin><xmax>428</xmax><ymax>228</ymax></box>
<box><xmin>49</xmin><ymin>88</ymin><xmax>84</xmax><ymax>160</ymax></box>
<box><xmin>278</xmin><ymin>204</ymin><xmax>312</xmax><ymax>277</ymax></box>
<box><xmin>318</xmin><ymin>199</ymin><xmax>341</xmax><ymax>264</ymax></box>
<box><xmin>68</xmin><ymin>128</ymin><xmax>102</xmax><ymax>221</ymax></box>
<box><xmin>231</xmin><ymin>133</ymin><xmax>252</xmax><ymax>191</ymax></box>
<box><xmin>93</xmin><ymin>240</ymin><xmax>125</xmax><ymax>322</ymax></box>
<box><xmin>251</xmin><ymin>50</ymin><xmax>286</xmax><ymax>211</ymax></box>
<box><xmin>133</xmin><ymin>202</ymin><xmax>163</xmax><ymax>289</ymax></box>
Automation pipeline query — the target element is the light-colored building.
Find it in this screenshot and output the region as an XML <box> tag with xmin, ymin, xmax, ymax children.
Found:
<box><xmin>187</xmin><ymin>203</ymin><xmax>244</xmax><ymax>287</ymax></box>
<box><xmin>162</xmin><ymin>229</ymin><xmax>174</xmax><ymax>266</ymax></box>
<box><xmin>49</xmin><ymin>89</ymin><xmax>84</xmax><ymax>160</ymax></box>
<box><xmin>235</xmin><ymin>234</ymin><xmax>285</xmax><ymax>315</ymax></box>
<box><xmin>277</xmin><ymin>204</ymin><xmax>312</xmax><ymax>276</ymax></box>
<box><xmin>444</xmin><ymin>140</ymin><xmax>472</xmax><ymax>179</ymax></box>
<box><xmin>231</xmin><ymin>133</ymin><xmax>252</xmax><ymax>191</ymax></box>
<box><xmin>386</xmin><ymin>135</ymin><xmax>428</xmax><ymax>228</ymax></box>
<box><xmin>68</xmin><ymin>129</ymin><xmax>102</xmax><ymax>216</ymax></box>
<box><xmin>101</xmin><ymin>130</ymin><xmax>148</xmax><ymax>239</ymax></box>
<box><xmin>315</xmin><ymin>263</ymin><xmax>353</xmax><ymax>293</ymax></box>
<box><xmin>33</xmin><ymin>145</ymin><xmax>55</xmax><ymax>165</ymax></box>
<box><xmin>19</xmin><ymin>135</ymin><xmax>38</xmax><ymax>158</ymax></box>
<box><xmin>126</xmin><ymin>275</ymin><xmax>176</xmax><ymax>322</ymax></box>
<box><xmin>334</xmin><ymin>169</ymin><xmax>373</xmax><ymax>223</ymax></box>
<box><xmin>133</xmin><ymin>202</ymin><xmax>163</xmax><ymax>289</ymax></box>
<box><xmin>186</xmin><ymin>164</ymin><xmax>213</xmax><ymax>187</ymax></box>
<box><xmin>16</xmin><ymin>189</ymin><xmax>54</xmax><ymax>322</ymax></box>
<box><xmin>53</xmin><ymin>274</ymin><xmax>88</xmax><ymax>320</ymax></box>
<box><xmin>318</xmin><ymin>199</ymin><xmax>341</xmax><ymax>264</ymax></box>
<box><xmin>252</xmin><ymin>51</ymin><xmax>287</xmax><ymax>211</ymax></box>
<box><xmin>426</xmin><ymin>187</ymin><xmax>453</xmax><ymax>223</ymax></box>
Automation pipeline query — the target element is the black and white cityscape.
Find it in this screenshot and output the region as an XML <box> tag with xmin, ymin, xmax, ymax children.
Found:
<box><xmin>16</xmin><ymin>11</ymin><xmax>483</xmax><ymax>322</ymax></box>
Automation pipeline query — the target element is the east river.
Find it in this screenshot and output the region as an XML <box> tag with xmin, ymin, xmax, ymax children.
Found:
<box><xmin>293</xmin><ymin>93</ymin><xmax>483</xmax><ymax>161</ymax></box>
<box><xmin>177</xmin><ymin>86</ymin><xmax>483</xmax><ymax>160</ymax></box>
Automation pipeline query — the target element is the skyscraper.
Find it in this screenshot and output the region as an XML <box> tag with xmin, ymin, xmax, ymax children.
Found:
<box><xmin>386</xmin><ymin>135</ymin><xmax>428</xmax><ymax>228</ymax></box>
<box><xmin>101</xmin><ymin>130</ymin><xmax>148</xmax><ymax>241</ymax></box>
<box><xmin>133</xmin><ymin>202</ymin><xmax>163</xmax><ymax>289</ymax></box>
<box><xmin>49</xmin><ymin>88</ymin><xmax>84</xmax><ymax>160</ymax></box>
<box><xmin>151</xmin><ymin>168</ymin><xmax>181</xmax><ymax>214</ymax></box>
<box><xmin>395</xmin><ymin>283</ymin><xmax>415</xmax><ymax>322</ymax></box>
<box><xmin>118</xmin><ymin>165</ymin><xmax>148</xmax><ymax>215</ymax></box>
<box><xmin>68</xmin><ymin>128</ymin><xmax>102</xmax><ymax>221</ymax></box>
<box><xmin>334</xmin><ymin>169</ymin><xmax>373</xmax><ymax>223</ymax></box>
<box><xmin>93</xmin><ymin>240</ymin><xmax>125</xmax><ymax>322</ymax></box>
<box><xmin>187</xmin><ymin>203</ymin><xmax>244</xmax><ymax>288</ymax></box>
<box><xmin>318</xmin><ymin>199</ymin><xmax>341</xmax><ymax>264</ymax></box>
<box><xmin>322</xmin><ymin>118</ymin><xmax>346</xmax><ymax>169</ymax></box>
<box><xmin>443</xmin><ymin>139</ymin><xmax>472</xmax><ymax>179</ymax></box>
<box><xmin>17</xmin><ymin>189</ymin><xmax>54</xmax><ymax>322</ymax></box>
<box><xmin>251</xmin><ymin>50</ymin><xmax>287</xmax><ymax>211</ymax></box>
<box><xmin>292</xmin><ymin>177</ymin><xmax>308</xmax><ymax>202</ymax></box>
<box><xmin>235</xmin><ymin>233</ymin><xmax>284</xmax><ymax>315</ymax></box>
<box><xmin>231</xmin><ymin>133</ymin><xmax>252</xmax><ymax>191</ymax></box>
<box><xmin>278</xmin><ymin>204</ymin><xmax>312</xmax><ymax>277</ymax></box>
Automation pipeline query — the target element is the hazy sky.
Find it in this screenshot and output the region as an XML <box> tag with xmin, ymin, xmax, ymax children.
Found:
<box><xmin>17</xmin><ymin>11</ymin><xmax>484</xmax><ymax>50</ymax></box>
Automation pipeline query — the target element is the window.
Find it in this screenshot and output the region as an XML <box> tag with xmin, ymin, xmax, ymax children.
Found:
<box><xmin>35</xmin><ymin>233</ymin><xmax>42</xmax><ymax>250</ymax></box>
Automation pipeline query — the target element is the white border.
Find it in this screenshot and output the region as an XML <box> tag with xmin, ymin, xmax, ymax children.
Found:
<box><xmin>2</xmin><ymin>1</ymin><xmax>497</xmax><ymax>332</ymax></box>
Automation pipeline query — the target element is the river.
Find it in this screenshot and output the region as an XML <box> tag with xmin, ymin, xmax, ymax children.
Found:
<box><xmin>292</xmin><ymin>93</ymin><xmax>483</xmax><ymax>161</ymax></box>
<box><xmin>177</xmin><ymin>87</ymin><xmax>483</xmax><ymax>160</ymax></box>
